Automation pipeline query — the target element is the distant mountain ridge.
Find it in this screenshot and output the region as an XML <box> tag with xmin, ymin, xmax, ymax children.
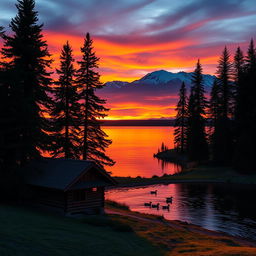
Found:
<box><xmin>105</xmin><ymin>70</ymin><xmax>215</xmax><ymax>88</ymax></box>
<box><xmin>99</xmin><ymin>70</ymin><xmax>216</xmax><ymax>119</ymax></box>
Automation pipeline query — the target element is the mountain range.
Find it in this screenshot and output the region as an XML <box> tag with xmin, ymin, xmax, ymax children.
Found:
<box><xmin>98</xmin><ymin>70</ymin><xmax>216</xmax><ymax>119</ymax></box>
<box><xmin>105</xmin><ymin>70</ymin><xmax>215</xmax><ymax>89</ymax></box>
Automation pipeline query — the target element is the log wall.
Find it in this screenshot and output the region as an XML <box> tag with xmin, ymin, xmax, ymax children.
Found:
<box><xmin>30</xmin><ymin>186</ymin><xmax>65</xmax><ymax>210</ymax></box>
<box><xmin>66</xmin><ymin>187</ymin><xmax>104</xmax><ymax>214</ymax></box>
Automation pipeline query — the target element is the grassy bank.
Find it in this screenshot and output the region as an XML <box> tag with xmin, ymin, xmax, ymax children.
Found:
<box><xmin>114</xmin><ymin>166</ymin><xmax>256</xmax><ymax>186</ymax></box>
<box><xmin>106</xmin><ymin>201</ymin><xmax>256</xmax><ymax>256</ymax></box>
<box><xmin>0</xmin><ymin>204</ymin><xmax>160</xmax><ymax>256</ymax></box>
<box><xmin>0</xmin><ymin>202</ymin><xmax>255</xmax><ymax>256</ymax></box>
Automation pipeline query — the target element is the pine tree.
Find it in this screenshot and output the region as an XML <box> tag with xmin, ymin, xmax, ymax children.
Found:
<box><xmin>233</xmin><ymin>40</ymin><xmax>256</xmax><ymax>173</ymax></box>
<box><xmin>161</xmin><ymin>142</ymin><xmax>165</xmax><ymax>152</ymax></box>
<box><xmin>1</xmin><ymin>0</ymin><xmax>53</xmax><ymax>166</ymax></box>
<box><xmin>51</xmin><ymin>41</ymin><xmax>80</xmax><ymax>159</ymax></box>
<box><xmin>216</xmin><ymin>46</ymin><xmax>233</xmax><ymax>119</ymax></box>
<box><xmin>245</xmin><ymin>39</ymin><xmax>256</xmax><ymax>120</ymax></box>
<box><xmin>211</xmin><ymin>47</ymin><xmax>233</xmax><ymax>164</ymax></box>
<box><xmin>76</xmin><ymin>33</ymin><xmax>114</xmax><ymax>167</ymax></box>
<box><xmin>233</xmin><ymin>47</ymin><xmax>245</xmax><ymax>134</ymax></box>
<box><xmin>209</xmin><ymin>79</ymin><xmax>220</xmax><ymax>128</ymax></box>
<box><xmin>174</xmin><ymin>82</ymin><xmax>188</xmax><ymax>153</ymax></box>
<box><xmin>186</xmin><ymin>60</ymin><xmax>208</xmax><ymax>162</ymax></box>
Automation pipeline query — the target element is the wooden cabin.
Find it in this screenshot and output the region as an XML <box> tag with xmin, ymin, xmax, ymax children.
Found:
<box><xmin>25</xmin><ymin>158</ymin><xmax>117</xmax><ymax>215</ymax></box>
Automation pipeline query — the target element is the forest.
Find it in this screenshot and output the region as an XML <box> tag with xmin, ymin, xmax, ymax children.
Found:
<box><xmin>0</xmin><ymin>0</ymin><xmax>114</xmax><ymax>199</ymax></box>
<box><xmin>173</xmin><ymin>43</ymin><xmax>256</xmax><ymax>175</ymax></box>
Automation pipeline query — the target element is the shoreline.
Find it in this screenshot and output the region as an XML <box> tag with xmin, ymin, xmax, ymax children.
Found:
<box><xmin>106</xmin><ymin>207</ymin><xmax>256</xmax><ymax>247</ymax></box>
<box><xmin>111</xmin><ymin>165</ymin><xmax>256</xmax><ymax>188</ymax></box>
<box><xmin>1</xmin><ymin>200</ymin><xmax>255</xmax><ymax>255</ymax></box>
<box><xmin>105</xmin><ymin>201</ymin><xmax>256</xmax><ymax>253</ymax></box>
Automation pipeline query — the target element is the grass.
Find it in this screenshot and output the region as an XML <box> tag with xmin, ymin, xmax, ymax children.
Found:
<box><xmin>1</xmin><ymin>202</ymin><xmax>256</xmax><ymax>256</ymax></box>
<box><xmin>104</xmin><ymin>205</ymin><xmax>256</xmax><ymax>256</ymax></box>
<box><xmin>0</xmin><ymin>205</ymin><xmax>160</xmax><ymax>256</ymax></box>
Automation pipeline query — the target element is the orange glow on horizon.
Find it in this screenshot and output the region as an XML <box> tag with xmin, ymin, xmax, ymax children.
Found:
<box><xmin>45</xmin><ymin>30</ymin><xmax>218</xmax><ymax>83</ymax></box>
<box><xmin>0</xmin><ymin>31</ymin><xmax>222</xmax><ymax>120</ymax></box>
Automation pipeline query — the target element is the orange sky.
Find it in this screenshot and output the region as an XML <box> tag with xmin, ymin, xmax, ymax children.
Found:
<box><xmin>2</xmin><ymin>0</ymin><xmax>256</xmax><ymax>120</ymax></box>
<box><xmin>46</xmin><ymin>30</ymin><xmax>220</xmax><ymax>83</ymax></box>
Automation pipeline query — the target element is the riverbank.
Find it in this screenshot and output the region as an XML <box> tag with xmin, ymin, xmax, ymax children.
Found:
<box><xmin>0</xmin><ymin>202</ymin><xmax>255</xmax><ymax>256</ymax></box>
<box><xmin>113</xmin><ymin>166</ymin><xmax>256</xmax><ymax>187</ymax></box>
<box><xmin>106</xmin><ymin>201</ymin><xmax>256</xmax><ymax>255</ymax></box>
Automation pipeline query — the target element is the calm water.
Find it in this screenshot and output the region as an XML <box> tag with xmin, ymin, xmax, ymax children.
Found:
<box><xmin>103</xmin><ymin>126</ymin><xmax>256</xmax><ymax>240</ymax></box>
<box><xmin>103</xmin><ymin>126</ymin><xmax>180</xmax><ymax>177</ymax></box>
<box><xmin>106</xmin><ymin>183</ymin><xmax>256</xmax><ymax>240</ymax></box>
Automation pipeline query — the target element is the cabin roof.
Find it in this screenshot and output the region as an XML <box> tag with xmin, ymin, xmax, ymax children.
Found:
<box><xmin>25</xmin><ymin>158</ymin><xmax>116</xmax><ymax>191</ymax></box>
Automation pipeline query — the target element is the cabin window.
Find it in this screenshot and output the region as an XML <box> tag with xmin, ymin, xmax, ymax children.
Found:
<box><xmin>73</xmin><ymin>190</ymin><xmax>86</xmax><ymax>201</ymax></box>
<box><xmin>92</xmin><ymin>187</ymin><xmax>97</xmax><ymax>192</ymax></box>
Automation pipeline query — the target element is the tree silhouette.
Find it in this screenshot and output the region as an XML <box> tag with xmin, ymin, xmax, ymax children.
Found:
<box><xmin>233</xmin><ymin>40</ymin><xmax>256</xmax><ymax>173</ymax></box>
<box><xmin>76</xmin><ymin>33</ymin><xmax>114</xmax><ymax>167</ymax></box>
<box><xmin>216</xmin><ymin>46</ymin><xmax>233</xmax><ymax>119</ymax></box>
<box><xmin>186</xmin><ymin>60</ymin><xmax>208</xmax><ymax>162</ymax></box>
<box><xmin>211</xmin><ymin>47</ymin><xmax>233</xmax><ymax>164</ymax></box>
<box><xmin>233</xmin><ymin>47</ymin><xmax>245</xmax><ymax>136</ymax></box>
<box><xmin>1</xmin><ymin>0</ymin><xmax>53</xmax><ymax>166</ymax></box>
<box><xmin>51</xmin><ymin>42</ymin><xmax>80</xmax><ymax>159</ymax></box>
<box><xmin>174</xmin><ymin>82</ymin><xmax>188</xmax><ymax>153</ymax></box>
<box><xmin>209</xmin><ymin>79</ymin><xmax>220</xmax><ymax>129</ymax></box>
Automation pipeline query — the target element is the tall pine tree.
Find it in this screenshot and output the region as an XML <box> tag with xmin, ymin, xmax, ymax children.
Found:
<box><xmin>51</xmin><ymin>41</ymin><xmax>80</xmax><ymax>159</ymax></box>
<box><xmin>186</xmin><ymin>60</ymin><xmax>208</xmax><ymax>162</ymax></box>
<box><xmin>211</xmin><ymin>47</ymin><xmax>233</xmax><ymax>164</ymax></box>
<box><xmin>76</xmin><ymin>33</ymin><xmax>114</xmax><ymax>167</ymax></box>
<box><xmin>233</xmin><ymin>40</ymin><xmax>256</xmax><ymax>173</ymax></box>
<box><xmin>233</xmin><ymin>47</ymin><xmax>245</xmax><ymax>135</ymax></box>
<box><xmin>1</xmin><ymin>0</ymin><xmax>53</xmax><ymax>166</ymax></box>
<box><xmin>174</xmin><ymin>81</ymin><xmax>188</xmax><ymax>153</ymax></box>
<box><xmin>209</xmin><ymin>79</ymin><xmax>220</xmax><ymax>129</ymax></box>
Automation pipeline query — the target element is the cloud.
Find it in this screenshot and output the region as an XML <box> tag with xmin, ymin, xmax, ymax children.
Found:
<box><xmin>1</xmin><ymin>0</ymin><xmax>256</xmax><ymax>119</ymax></box>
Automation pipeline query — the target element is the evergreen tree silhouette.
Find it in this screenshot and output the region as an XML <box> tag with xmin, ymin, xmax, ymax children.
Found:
<box><xmin>216</xmin><ymin>46</ymin><xmax>233</xmax><ymax>119</ymax></box>
<box><xmin>233</xmin><ymin>47</ymin><xmax>245</xmax><ymax>135</ymax></box>
<box><xmin>174</xmin><ymin>82</ymin><xmax>188</xmax><ymax>153</ymax></box>
<box><xmin>51</xmin><ymin>42</ymin><xmax>80</xmax><ymax>159</ymax></box>
<box><xmin>244</xmin><ymin>39</ymin><xmax>256</xmax><ymax>120</ymax></box>
<box><xmin>186</xmin><ymin>60</ymin><xmax>208</xmax><ymax>162</ymax></box>
<box><xmin>76</xmin><ymin>33</ymin><xmax>114</xmax><ymax>167</ymax></box>
<box><xmin>233</xmin><ymin>40</ymin><xmax>256</xmax><ymax>173</ymax></box>
<box><xmin>1</xmin><ymin>0</ymin><xmax>53</xmax><ymax>166</ymax></box>
<box><xmin>161</xmin><ymin>142</ymin><xmax>165</xmax><ymax>152</ymax></box>
<box><xmin>211</xmin><ymin>47</ymin><xmax>233</xmax><ymax>164</ymax></box>
<box><xmin>209</xmin><ymin>79</ymin><xmax>220</xmax><ymax>129</ymax></box>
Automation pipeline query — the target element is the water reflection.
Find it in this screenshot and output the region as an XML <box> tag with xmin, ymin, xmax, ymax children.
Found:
<box><xmin>103</xmin><ymin>126</ymin><xmax>181</xmax><ymax>177</ymax></box>
<box><xmin>106</xmin><ymin>183</ymin><xmax>256</xmax><ymax>240</ymax></box>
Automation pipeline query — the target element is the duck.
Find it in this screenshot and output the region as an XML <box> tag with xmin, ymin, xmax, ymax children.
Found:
<box><xmin>162</xmin><ymin>204</ymin><xmax>170</xmax><ymax>210</ymax></box>
<box><xmin>166</xmin><ymin>197</ymin><xmax>173</xmax><ymax>203</ymax></box>
<box><xmin>151</xmin><ymin>203</ymin><xmax>160</xmax><ymax>209</ymax></box>
<box><xmin>144</xmin><ymin>202</ymin><xmax>152</xmax><ymax>207</ymax></box>
<box><xmin>150</xmin><ymin>190</ymin><xmax>157</xmax><ymax>195</ymax></box>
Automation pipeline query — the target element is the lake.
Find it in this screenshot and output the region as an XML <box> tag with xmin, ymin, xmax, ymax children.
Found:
<box><xmin>103</xmin><ymin>126</ymin><xmax>256</xmax><ymax>240</ymax></box>
<box><xmin>103</xmin><ymin>126</ymin><xmax>181</xmax><ymax>177</ymax></box>
<box><xmin>106</xmin><ymin>183</ymin><xmax>256</xmax><ymax>240</ymax></box>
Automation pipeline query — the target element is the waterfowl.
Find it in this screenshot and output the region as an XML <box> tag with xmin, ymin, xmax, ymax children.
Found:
<box><xmin>166</xmin><ymin>197</ymin><xmax>173</xmax><ymax>203</ymax></box>
<box><xmin>144</xmin><ymin>202</ymin><xmax>152</xmax><ymax>207</ymax></box>
<box><xmin>150</xmin><ymin>190</ymin><xmax>157</xmax><ymax>195</ymax></box>
<box><xmin>151</xmin><ymin>203</ymin><xmax>160</xmax><ymax>209</ymax></box>
<box><xmin>162</xmin><ymin>204</ymin><xmax>170</xmax><ymax>210</ymax></box>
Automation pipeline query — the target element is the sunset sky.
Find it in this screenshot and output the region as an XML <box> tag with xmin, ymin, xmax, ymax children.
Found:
<box><xmin>1</xmin><ymin>0</ymin><xmax>256</xmax><ymax>119</ymax></box>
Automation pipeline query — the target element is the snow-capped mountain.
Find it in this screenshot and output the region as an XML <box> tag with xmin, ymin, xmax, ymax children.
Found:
<box><xmin>104</xmin><ymin>80</ymin><xmax>129</xmax><ymax>88</ymax></box>
<box><xmin>99</xmin><ymin>70</ymin><xmax>215</xmax><ymax>119</ymax></box>
<box><xmin>105</xmin><ymin>70</ymin><xmax>215</xmax><ymax>88</ymax></box>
